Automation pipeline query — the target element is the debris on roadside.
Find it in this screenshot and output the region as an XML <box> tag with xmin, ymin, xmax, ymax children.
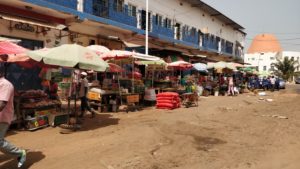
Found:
<box><xmin>218</xmin><ymin>107</ymin><xmax>237</xmax><ymax>112</ymax></box>
<box><xmin>258</xmin><ymin>92</ymin><xmax>267</xmax><ymax>96</ymax></box>
<box><xmin>260</xmin><ymin>114</ymin><xmax>288</xmax><ymax>119</ymax></box>
<box><xmin>258</xmin><ymin>98</ymin><xmax>274</xmax><ymax>102</ymax></box>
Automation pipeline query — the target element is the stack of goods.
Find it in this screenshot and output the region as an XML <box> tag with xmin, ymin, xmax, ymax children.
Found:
<box><xmin>156</xmin><ymin>92</ymin><xmax>181</xmax><ymax>110</ymax></box>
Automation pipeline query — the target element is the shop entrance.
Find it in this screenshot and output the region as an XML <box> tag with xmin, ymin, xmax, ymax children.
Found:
<box><xmin>2</xmin><ymin>36</ymin><xmax>44</xmax><ymax>90</ymax></box>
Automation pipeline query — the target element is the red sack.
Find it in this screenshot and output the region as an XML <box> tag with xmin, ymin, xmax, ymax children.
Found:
<box><xmin>157</xmin><ymin>92</ymin><xmax>179</xmax><ymax>97</ymax></box>
<box><xmin>157</xmin><ymin>100</ymin><xmax>177</xmax><ymax>104</ymax></box>
<box><xmin>156</xmin><ymin>96</ymin><xmax>179</xmax><ymax>100</ymax></box>
<box><xmin>156</xmin><ymin>103</ymin><xmax>174</xmax><ymax>108</ymax></box>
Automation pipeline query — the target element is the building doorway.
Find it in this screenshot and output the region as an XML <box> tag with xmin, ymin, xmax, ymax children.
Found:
<box><xmin>141</xmin><ymin>10</ymin><xmax>151</xmax><ymax>30</ymax></box>
<box><xmin>93</xmin><ymin>0</ymin><xmax>109</xmax><ymax>18</ymax></box>
<box><xmin>198</xmin><ymin>30</ymin><xmax>203</xmax><ymax>47</ymax></box>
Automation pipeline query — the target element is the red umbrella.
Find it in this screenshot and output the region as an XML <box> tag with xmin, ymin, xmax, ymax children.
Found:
<box><xmin>167</xmin><ymin>60</ymin><xmax>193</xmax><ymax>70</ymax></box>
<box><xmin>0</xmin><ymin>41</ymin><xmax>28</xmax><ymax>55</ymax></box>
<box><xmin>0</xmin><ymin>41</ymin><xmax>30</xmax><ymax>63</ymax></box>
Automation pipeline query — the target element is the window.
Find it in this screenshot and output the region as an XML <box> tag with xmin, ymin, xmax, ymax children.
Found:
<box><xmin>291</xmin><ymin>57</ymin><xmax>294</xmax><ymax>61</ymax></box>
<box><xmin>248</xmin><ymin>58</ymin><xmax>251</xmax><ymax>61</ymax></box>
<box><xmin>113</xmin><ymin>0</ymin><xmax>124</xmax><ymax>12</ymax></box>
<box><xmin>252</xmin><ymin>58</ymin><xmax>255</xmax><ymax>61</ymax></box>
<box><xmin>263</xmin><ymin>66</ymin><xmax>267</xmax><ymax>71</ymax></box>
<box><xmin>183</xmin><ymin>25</ymin><xmax>189</xmax><ymax>35</ymax></box>
<box><xmin>270</xmin><ymin>57</ymin><xmax>275</xmax><ymax>60</ymax></box>
<box><xmin>271</xmin><ymin>65</ymin><xmax>274</xmax><ymax>71</ymax></box>
<box><xmin>190</xmin><ymin>27</ymin><xmax>196</xmax><ymax>36</ymax></box>
<box><xmin>128</xmin><ymin>4</ymin><xmax>136</xmax><ymax>17</ymax></box>
<box><xmin>155</xmin><ymin>14</ymin><xmax>163</xmax><ymax>26</ymax></box>
<box><xmin>164</xmin><ymin>18</ymin><xmax>172</xmax><ymax>29</ymax></box>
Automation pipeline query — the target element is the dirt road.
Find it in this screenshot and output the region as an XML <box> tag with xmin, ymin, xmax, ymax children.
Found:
<box><xmin>1</xmin><ymin>85</ymin><xmax>300</xmax><ymax>169</ymax></box>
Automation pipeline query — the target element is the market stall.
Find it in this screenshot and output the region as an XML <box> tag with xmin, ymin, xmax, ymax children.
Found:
<box><xmin>88</xmin><ymin>46</ymin><xmax>161</xmax><ymax>112</ymax></box>
<box><xmin>26</xmin><ymin>44</ymin><xmax>109</xmax><ymax>130</ymax></box>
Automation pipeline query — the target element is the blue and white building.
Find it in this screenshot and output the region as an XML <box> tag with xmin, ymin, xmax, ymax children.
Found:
<box><xmin>0</xmin><ymin>0</ymin><xmax>246</xmax><ymax>60</ymax></box>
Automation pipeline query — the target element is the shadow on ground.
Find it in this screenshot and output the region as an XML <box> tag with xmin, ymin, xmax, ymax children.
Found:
<box><xmin>0</xmin><ymin>151</ymin><xmax>45</xmax><ymax>169</ymax></box>
<box><xmin>78</xmin><ymin>113</ymin><xmax>120</xmax><ymax>132</ymax></box>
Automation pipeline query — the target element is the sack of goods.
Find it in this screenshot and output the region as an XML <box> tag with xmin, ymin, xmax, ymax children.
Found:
<box><xmin>156</xmin><ymin>92</ymin><xmax>181</xmax><ymax>110</ymax></box>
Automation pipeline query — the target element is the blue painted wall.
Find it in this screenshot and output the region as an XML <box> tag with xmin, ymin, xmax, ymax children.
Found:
<box><xmin>182</xmin><ymin>31</ymin><xmax>198</xmax><ymax>45</ymax></box>
<box><xmin>84</xmin><ymin>0</ymin><xmax>93</xmax><ymax>14</ymax></box>
<box><xmin>44</xmin><ymin>0</ymin><xmax>77</xmax><ymax>9</ymax></box>
<box><xmin>26</xmin><ymin>0</ymin><xmax>236</xmax><ymax>57</ymax></box>
<box><xmin>152</xmin><ymin>16</ymin><xmax>173</xmax><ymax>38</ymax></box>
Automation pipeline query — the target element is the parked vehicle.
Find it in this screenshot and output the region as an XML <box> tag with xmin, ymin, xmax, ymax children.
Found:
<box><xmin>295</xmin><ymin>77</ymin><xmax>300</xmax><ymax>84</ymax></box>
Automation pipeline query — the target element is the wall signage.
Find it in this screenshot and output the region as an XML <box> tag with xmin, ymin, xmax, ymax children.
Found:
<box><xmin>14</xmin><ymin>23</ymin><xmax>35</xmax><ymax>32</ymax></box>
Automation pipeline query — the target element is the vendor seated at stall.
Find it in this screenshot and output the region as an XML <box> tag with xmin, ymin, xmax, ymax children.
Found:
<box><xmin>47</xmin><ymin>77</ymin><xmax>59</xmax><ymax>100</ymax></box>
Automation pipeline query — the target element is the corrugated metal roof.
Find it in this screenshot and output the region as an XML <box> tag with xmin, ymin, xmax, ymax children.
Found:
<box><xmin>186</xmin><ymin>0</ymin><xmax>244</xmax><ymax>30</ymax></box>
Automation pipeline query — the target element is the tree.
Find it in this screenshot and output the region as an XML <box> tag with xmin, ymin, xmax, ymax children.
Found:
<box><xmin>272</xmin><ymin>57</ymin><xmax>298</xmax><ymax>81</ymax></box>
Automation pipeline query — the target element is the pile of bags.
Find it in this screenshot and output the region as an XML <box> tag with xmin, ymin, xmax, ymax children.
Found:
<box><xmin>156</xmin><ymin>92</ymin><xmax>181</xmax><ymax>109</ymax></box>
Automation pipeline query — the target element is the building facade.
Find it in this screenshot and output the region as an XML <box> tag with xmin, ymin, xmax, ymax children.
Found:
<box><xmin>0</xmin><ymin>0</ymin><xmax>246</xmax><ymax>61</ymax></box>
<box><xmin>244</xmin><ymin>34</ymin><xmax>300</xmax><ymax>75</ymax></box>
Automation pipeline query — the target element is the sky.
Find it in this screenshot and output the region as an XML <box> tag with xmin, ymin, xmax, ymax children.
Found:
<box><xmin>201</xmin><ymin>0</ymin><xmax>300</xmax><ymax>52</ymax></box>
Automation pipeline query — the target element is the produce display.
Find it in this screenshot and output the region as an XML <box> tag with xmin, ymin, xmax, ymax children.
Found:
<box><xmin>20</xmin><ymin>90</ymin><xmax>48</xmax><ymax>98</ymax></box>
<box><xmin>21</xmin><ymin>100</ymin><xmax>61</xmax><ymax>109</ymax></box>
<box><xmin>20</xmin><ymin>90</ymin><xmax>61</xmax><ymax>109</ymax></box>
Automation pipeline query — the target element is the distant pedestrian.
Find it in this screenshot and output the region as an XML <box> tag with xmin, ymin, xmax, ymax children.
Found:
<box><xmin>270</xmin><ymin>76</ymin><xmax>276</xmax><ymax>92</ymax></box>
<box><xmin>79</xmin><ymin>72</ymin><xmax>96</xmax><ymax>118</ymax></box>
<box><xmin>227</xmin><ymin>76</ymin><xmax>234</xmax><ymax>96</ymax></box>
<box><xmin>0</xmin><ymin>65</ymin><xmax>26</xmax><ymax>168</ymax></box>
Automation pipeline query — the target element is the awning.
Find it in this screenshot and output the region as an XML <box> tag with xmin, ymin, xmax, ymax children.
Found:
<box><xmin>0</xmin><ymin>14</ymin><xmax>66</xmax><ymax>30</ymax></box>
<box><xmin>122</xmin><ymin>41</ymin><xmax>142</xmax><ymax>48</ymax></box>
<box><xmin>0</xmin><ymin>37</ymin><xmax>21</xmax><ymax>43</ymax></box>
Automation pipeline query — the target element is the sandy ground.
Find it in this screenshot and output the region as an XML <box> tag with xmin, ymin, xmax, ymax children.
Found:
<box><xmin>1</xmin><ymin>84</ymin><xmax>300</xmax><ymax>169</ymax></box>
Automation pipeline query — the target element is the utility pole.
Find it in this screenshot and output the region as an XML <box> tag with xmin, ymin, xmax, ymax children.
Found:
<box><xmin>145</xmin><ymin>0</ymin><xmax>149</xmax><ymax>55</ymax></box>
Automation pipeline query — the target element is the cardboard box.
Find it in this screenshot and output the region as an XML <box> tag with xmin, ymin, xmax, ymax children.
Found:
<box><xmin>88</xmin><ymin>91</ymin><xmax>101</xmax><ymax>101</ymax></box>
<box><xmin>127</xmin><ymin>95</ymin><xmax>139</xmax><ymax>103</ymax></box>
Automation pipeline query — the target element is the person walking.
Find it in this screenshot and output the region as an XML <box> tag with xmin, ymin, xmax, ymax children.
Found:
<box><xmin>79</xmin><ymin>72</ymin><xmax>96</xmax><ymax>118</ymax></box>
<box><xmin>227</xmin><ymin>76</ymin><xmax>235</xmax><ymax>96</ymax></box>
<box><xmin>0</xmin><ymin>65</ymin><xmax>26</xmax><ymax>168</ymax></box>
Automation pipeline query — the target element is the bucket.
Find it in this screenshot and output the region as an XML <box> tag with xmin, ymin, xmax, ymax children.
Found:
<box><xmin>144</xmin><ymin>88</ymin><xmax>156</xmax><ymax>101</ymax></box>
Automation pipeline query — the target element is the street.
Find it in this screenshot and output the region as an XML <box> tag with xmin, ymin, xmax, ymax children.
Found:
<box><xmin>1</xmin><ymin>84</ymin><xmax>300</xmax><ymax>169</ymax></box>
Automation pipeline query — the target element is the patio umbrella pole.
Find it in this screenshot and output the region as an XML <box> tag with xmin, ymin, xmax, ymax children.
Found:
<box><xmin>152</xmin><ymin>68</ymin><xmax>154</xmax><ymax>88</ymax></box>
<box><xmin>132</xmin><ymin>59</ymin><xmax>134</xmax><ymax>93</ymax></box>
<box><xmin>117</xmin><ymin>72</ymin><xmax>122</xmax><ymax>105</ymax></box>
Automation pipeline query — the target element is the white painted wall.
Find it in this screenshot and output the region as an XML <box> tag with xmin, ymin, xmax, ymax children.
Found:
<box><xmin>282</xmin><ymin>51</ymin><xmax>300</xmax><ymax>71</ymax></box>
<box><xmin>244</xmin><ymin>51</ymin><xmax>300</xmax><ymax>73</ymax></box>
<box><xmin>125</xmin><ymin>0</ymin><xmax>245</xmax><ymax>46</ymax></box>
<box><xmin>244</xmin><ymin>52</ymin><xmax>279</xmax><ymax>72</ymax></box>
